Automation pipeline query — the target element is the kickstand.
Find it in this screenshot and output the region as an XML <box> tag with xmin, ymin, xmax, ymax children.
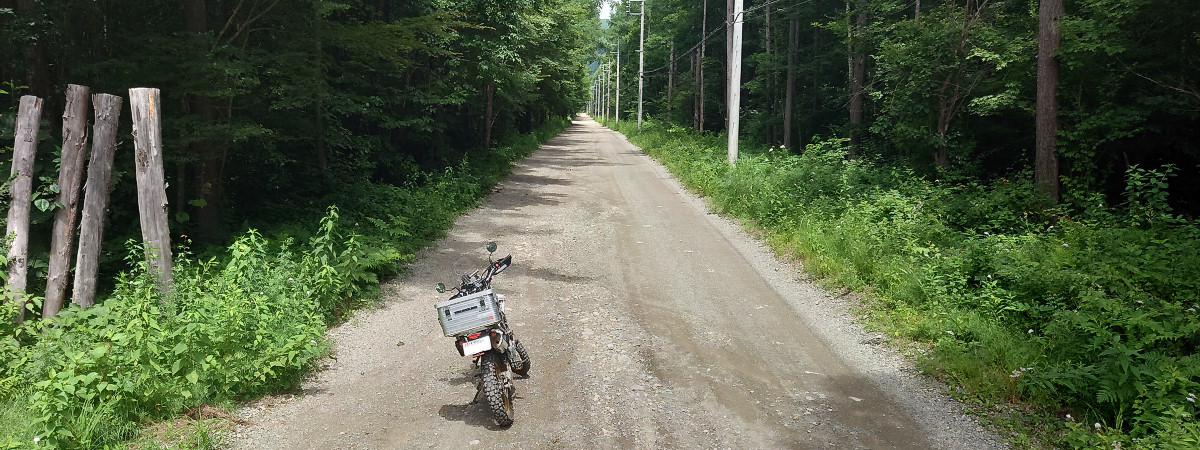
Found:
<box><xmin>470</xmin><ymin>378</ymin><xmax>484</xmax><ymax>405</ymax></box>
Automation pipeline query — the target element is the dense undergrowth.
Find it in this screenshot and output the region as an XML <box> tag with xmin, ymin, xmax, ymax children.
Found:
<box><xmin>0</xmin><ymin>117</ymin><xmax>569</xmax><ymax>449</ymax></box>
<box><xmin>607</xmin><ymin>119</ymin><xmax>1200</xmax><ymax>448</ymax></box>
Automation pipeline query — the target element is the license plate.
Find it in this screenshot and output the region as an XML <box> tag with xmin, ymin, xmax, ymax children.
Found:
<box><xmin>461</xmin><ymin>336</ymin><xmax>492</xmax><ymax>355</ymax></box>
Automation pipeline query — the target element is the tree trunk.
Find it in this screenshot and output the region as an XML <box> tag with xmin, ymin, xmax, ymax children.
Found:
<box><xmin>17</xmin><ymin>0</ymin><xmax>52</xmax><ymax>98</ymax></box>
<box><xmin>700</xmin><ymin>0</ymin><xmax>708</xmax><ymax>133</ymax></box>
<box><xmin>130</xmin><ymin>88</ymin><xmax>174</xmax><ymax>291</ymax></box>
<box><xmin>182</xmin><ymin>0</ymin><xmax>226</xmax><ymax>241</ymax></box>
<box><xmin>848</xmin><ymin>0</ymin><xmax>867</xmax><ymax>159</ymax></box>
<box><xmin>1036</xmin><ymin>0</ymin><xmax>1063</xmax><ymax>202</ymax></box>
<box><xmin>668</xmin><ymin>41</ymin><xmax>676</xmax><ymax>119</ymax></box>
<box><xmin>693</xmin><ymin>52</ymin><xmax>700</xmax><ymax>130</ymax></box>
<box><xmin>72</xmin><ymin>94</ymin><xmax>123</xmax><ymax>308</ymax></box>
<box><xmin>784</xmin><ymin>11</ymin><xmax>798</xmax><ymax>150</ymax></box>
<box><xmin>765</xmin><ymin>0</ymin><xmax>775</xmax><ymax>143</ymax></box>
<box><xmin>484</xmin><ymin>83</ymin><xmax>496</xmax><ymax>149</ymax></box>
<box><xmin>44</xmin><ymin>84</ymin><xmax>91</xmax><ymax>318</ymax></box>
<box><xmin>5</xmin><ymin>96</ymin><xmax>43</xmax><ymax>323</ymax></box>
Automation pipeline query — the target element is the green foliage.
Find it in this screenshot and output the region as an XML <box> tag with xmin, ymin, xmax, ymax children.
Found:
<box><xmin>8</xmin><ymin>223</ymin><xmax>338</xmax><ymax>447</ymax></box>
<box><xmin>0</xmin><ymin>110</ymin><xmax>566</xmax><ymax>448</ymax></box>
<box><xmin>616</xmin><ymin>120</ymin><xmax>1200</xmax><ymax>447</ymax></box>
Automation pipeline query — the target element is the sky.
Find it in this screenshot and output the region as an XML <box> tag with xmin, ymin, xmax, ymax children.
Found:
<box><xmin>600</xmin><ymin>0</ymin><xmax>615</xmax><ymax>20</ymax></box>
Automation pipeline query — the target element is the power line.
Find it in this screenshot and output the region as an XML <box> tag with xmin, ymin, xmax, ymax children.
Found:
<box><xmin>639</xmin><ymin>0</ymin><xmax>816</xmax><ymax>76</ymax></box>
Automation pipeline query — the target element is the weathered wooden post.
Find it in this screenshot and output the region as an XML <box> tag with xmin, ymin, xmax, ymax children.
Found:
<box><xmin>43</xmin><ymin>84</ymin><xmax>91</xmax><ymax>318</ymax></box>
<box><xmin>129</xmin><ymin>88</ymin><xmax>173</xmax><ymax>290</ymax></box>
<box><xmin>4</xmin><ymin>96</ymin><xmax>44</xmax><ymax>323</ymax></box>
<box><xmin>72</xmin><ymin>93</ymin><xmax>123</xmax><ymax>308</ymax></box>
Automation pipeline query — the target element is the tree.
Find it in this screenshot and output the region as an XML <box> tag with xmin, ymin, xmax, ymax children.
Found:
<box><xmin>1036</xmin><ymin>0</ymin><xmax>1063</xmax><ymax>201</ymax></box>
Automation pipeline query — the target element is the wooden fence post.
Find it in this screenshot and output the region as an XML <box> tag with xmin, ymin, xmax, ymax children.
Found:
<box><xmin>4</xmin><ymin>96</ymin><xmax>44</xmax><ymax>323</ymax></box>
<box><xmin>129</xmin><ymin>88</ymin><xmax>173</xmax><ymax>289</ymax></box>
<box><xmin>72</xmin><ymin>93</ymin><xmax>123</xmax><ymax>308</ymax></box>
<box><xmin>43</xmin><ymin>84</ymin><xmax>91</xmax><ymax>318</ymax></box>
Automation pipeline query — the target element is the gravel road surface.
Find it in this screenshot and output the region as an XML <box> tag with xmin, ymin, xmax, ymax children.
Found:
<box><xmin>227</xmin><ymin>116</ymin><xmax>1007</xmax><ymax>449</ymax></box>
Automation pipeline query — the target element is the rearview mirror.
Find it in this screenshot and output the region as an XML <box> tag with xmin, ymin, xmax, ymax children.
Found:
<box><xmin>435</xmin><ymin>283</ymin><xmax>446</xmax><ymax>293</ymax></box>
<box><xmin>486</xmin><ymin>241</ymin><xmax>498</xmax><ymax>253</ymax></box>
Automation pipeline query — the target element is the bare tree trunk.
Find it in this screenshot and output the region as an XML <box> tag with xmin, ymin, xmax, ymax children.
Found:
<box><xmin>72</xmin><ymin>94</ymin><xmax>123</xmax><ymax>308</ymax></box>
<box><xmin>5</xmin><ymin>96</ymin><xmax>43</xmax><ymax>323</ymax></box>
<box><xmin>848</xmin><ymin>0</ymin><xmax>867</xmax><ymax>159</ymax></box>
<box><xmin>915</xmin><ymin>0</ymin><xmax>921</xmax><ymax>21</ymax></box>
<box><xmin>784</xmin><ymin>10</ymin><xmax>798</xmax><ymax>149</ymax></box>
<box><xmin>44</xmin><ymin>84</ymin><xmax>91</xmax><ymax>318</ymax></box>
<box><xmin>1036</xmin><ymin>0</ymin><xmax>1063</xmax><ymax>202</ymax></box>
<box><xmin>130</xmin><ymin>88</ymin><xmax>174</xmax><ymax>291</ymax></box>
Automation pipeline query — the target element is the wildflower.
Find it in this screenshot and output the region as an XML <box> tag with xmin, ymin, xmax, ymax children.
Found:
<box><xmin>945</xmin><ymin>330</ymin><xmax>955</xmax><ymax>336</ymax></box>
<box><xmin>1095</xmin><ymin>423</ymin><xmax>1102</xmax><ymax>431</ymax></box>
<box><xmin>1066</xmin><ymin>414</ymin><xmax>1073</xmax><ymax>421</ymax></box>
<box><xmin>1061</xmin><ymin>243</ymin><xmax>1069</xmax><ymax>248</ymax></box>
<box><xmin>33</xmin><ymin>437</ymin><xmax>40</xmax><ymax>444</ymax></box>
<box><xmin>1187</xmin><ymin>393</ymin><xmax>1196</xmax><ymax>403</ymax></box>
<box><xmin>1028</xmin><ymin>329</ymin><xmax>1034</xmax><ymax>334</ymax></box>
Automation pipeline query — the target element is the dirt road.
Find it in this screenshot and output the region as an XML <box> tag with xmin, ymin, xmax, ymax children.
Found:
<box><xmin>229</xmin><ymin>116</ymin><xmax>1006</xmax><ymax>449</ymax></box>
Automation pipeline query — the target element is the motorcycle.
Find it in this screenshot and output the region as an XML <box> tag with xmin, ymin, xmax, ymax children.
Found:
<box><xmin>434</xmin><ymin>242</ymin><xmax>530</xmax><ymax>426</ymax></box>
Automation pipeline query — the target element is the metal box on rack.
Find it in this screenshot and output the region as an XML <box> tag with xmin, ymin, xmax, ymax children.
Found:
<box><xmin>435</xmin><ymin>289</ymin><xmax>501</xmax><ymax>336</ymax></box>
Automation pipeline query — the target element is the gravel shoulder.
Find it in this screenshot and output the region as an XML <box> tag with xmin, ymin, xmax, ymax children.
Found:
<box><xmin>226</xmin><ymin>116</ymin><xmax>1008</xmax><ymax>449</ymax></box>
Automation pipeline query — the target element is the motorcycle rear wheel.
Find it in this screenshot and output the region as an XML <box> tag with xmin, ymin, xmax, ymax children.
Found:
<box><xmin>480</xmin><ymin>352</ymin><xmax>514</xmax><ymax>426</ymax></box>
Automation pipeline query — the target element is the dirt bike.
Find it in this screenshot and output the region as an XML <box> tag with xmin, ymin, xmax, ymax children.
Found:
<box><xmin>434</xmin><ymin>242</ymin><xmax>531</xmax><ymax>427</ymax></box>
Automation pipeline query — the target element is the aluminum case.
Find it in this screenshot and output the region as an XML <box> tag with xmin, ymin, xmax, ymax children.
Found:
<box><xmin>435</xmin><ymin>289</ymin><xmax>501</xmax><ymax>336</ymax></box>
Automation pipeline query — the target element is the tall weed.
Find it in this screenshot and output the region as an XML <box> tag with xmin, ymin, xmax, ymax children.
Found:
<box><xmin>612</xmin><ymin>118</ymin><xmax>1200</xmax><ymax>447</ymax></box>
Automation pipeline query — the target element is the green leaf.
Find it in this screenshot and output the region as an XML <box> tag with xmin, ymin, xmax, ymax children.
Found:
<box><xmin>173</xmin><ymin>342</ymin><xmax>188</xmax><ymax>355</ymax></box>
<box><xmin>188</xmin><ymin>198</ymin><xmax>208</xmax><ymax>207</ymax></box>
<box><xmin>186</xmin><ymin>370</ymin><xmax>199</xmax><ymax>385</ymax></box>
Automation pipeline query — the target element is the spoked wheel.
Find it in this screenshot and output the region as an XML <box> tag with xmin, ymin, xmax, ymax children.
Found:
<box><xmin>510</xmin><ymin>339</ymin><xmax>531</xmax><ymax>376</ymax></box>
<box><xmin>479</xmin><ymin>352</ymin><xmax>514</xmax><ymax>426</ymax></box>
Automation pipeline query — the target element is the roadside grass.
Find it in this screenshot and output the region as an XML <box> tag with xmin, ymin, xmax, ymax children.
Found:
<box><xmin>603</xmin><ymin>118</ymin><xmax>1200</xmax><ymax>448</ymax></box>
<box><xmin>0</xmin><ymin>118</ymin><xmax>571</xmax><ymax>449</ymax></box>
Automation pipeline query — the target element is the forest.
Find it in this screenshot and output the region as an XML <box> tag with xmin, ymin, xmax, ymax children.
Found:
<box><xmin>598</xmin><ymin>0</ymin><xmax>1198</xmax><ymax>447</ymax></box>
<box><xmin>0</xmin><ymin>0</ymin><xmax>1196</xmax><ymax>447</ymax></box>
<box><xmin>0</xmin><ymin>0</ymin><xmax>594</xmax><ymax>447</ymax></box>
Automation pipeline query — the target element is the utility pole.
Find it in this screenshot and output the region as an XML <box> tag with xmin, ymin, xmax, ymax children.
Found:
<box><xmin>616</xmin><ymin>41</ymin><xmax>620</xmax><ymax>122</ymax></box>
<box><xmin>727</xmin><ymin>0</ymin><xmax>743</xmax><ymax>166</ymax></box>
<box><xmin>628</xmin><ymin>0</ymin><xmax>645</xmax><ymax>131</ymax></box>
